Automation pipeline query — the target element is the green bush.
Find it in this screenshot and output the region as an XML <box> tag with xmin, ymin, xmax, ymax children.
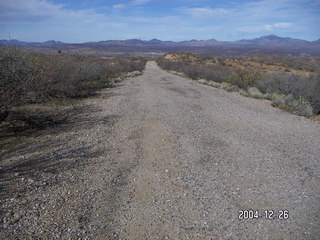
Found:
<box><xmin>239</xmin><ymin>89</ymin><xmax>249</xmax><ymax>97</ymax></box>
<box><xmin>198</xmin><ymin>79</ymin><xmax>207</xmax><ymax>84</ymax></box>
<box><xmin>226</xmin><ymin>85</ymin><xmax>240</xmax><ymax>92</ymax></box>
<box><xmin>209</xmin><ymin>81</ymin><xmax>223</xmax><ymax>89</ymax></box>
<box><xmin>219</xmin><ymin>82</ymin><xmax>231</xmax><ymax>90</ymax></box>
<box><xmin>247</xmin><ymin>87</ymin><xmax>264</xmax><ymax>99</ymax></box>
<box><xmin>232</xmin><ymin>68</ymin><xmax>262</xmax><ymax>89</ymax></box>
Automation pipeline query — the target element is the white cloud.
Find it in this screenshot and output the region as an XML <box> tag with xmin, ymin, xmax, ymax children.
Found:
<box><xmin>0</xmin><ymin>0</ymin><xmax>319</xmax><ymax>42</ymax></box>
<box><xmin>0</xmin><ymin>0</ymin><xmax>106</xmax><ymax>24</ymax></box>
<box><xmin>181</xmin><ymin>7</ymin><xmax>229</xmax><ymax>17</ymax></box>
<box><xmin>237</xmin><ymin>22</ymin><xmax>292</xmax><ymax>34</ymax></box>
<box><xmin>113</xmin><ymin>0</ymin><xmax>151</xmax><ymax>9</ymax></box>
<box><xmin>264</xmin><ymin>22</ymin><xmax>292</xmax><ymax>31</ymax></box>
<box><xmin>0</xmin><ymin>0</ymin><xmax>117</xmax><ymax>42</ymax></box>
<box><xmin>274</xmin><ymin>22</ymin><xmax>291</xmax><ymax>28</ymax></box>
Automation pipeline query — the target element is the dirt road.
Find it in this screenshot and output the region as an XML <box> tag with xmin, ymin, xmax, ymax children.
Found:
<box><xmin>1</xmin><ymin>61</ymin><xmax>320</xmax><ymax>239</ymax></box>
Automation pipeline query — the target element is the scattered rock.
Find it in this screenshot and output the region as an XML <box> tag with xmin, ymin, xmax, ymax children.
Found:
<box><xmin>3</xmin><ymin>219</ymin><xmax>11</xmax><ymax>229</ymax></box>
<box><xmin>27</xmin><ymin>178</ymin><xmax>35</xmax><ymax>183</ymax></box>
<box><xmin>13</xmin><ymin>213</ymin><xmax>21</xmax><ymax>221</ymax></box>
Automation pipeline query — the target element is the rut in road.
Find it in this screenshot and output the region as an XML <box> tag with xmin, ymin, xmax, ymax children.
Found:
<box><xmin>1</xmin><ymin>61</ymin><xmax>319</xmax><ymax>240</ymax></box>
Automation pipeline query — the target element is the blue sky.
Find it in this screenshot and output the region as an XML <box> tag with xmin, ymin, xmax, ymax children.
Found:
<box><xmin>0</xmin><ymin>0</ymin><xmax>319</xmax><ymax>42</ymax></box>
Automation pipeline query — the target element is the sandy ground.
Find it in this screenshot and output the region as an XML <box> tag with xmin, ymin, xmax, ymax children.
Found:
<box><xmin>1</xmin><ymin>61</ymin><xmax>319</xmax><ymax>239</ymax></box>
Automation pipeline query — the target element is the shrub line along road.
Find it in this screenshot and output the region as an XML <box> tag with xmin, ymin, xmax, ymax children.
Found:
<box><xmin>1</xmin><ymin>61</ymin><xmax>319</xmax><ymax>239</ymax></box>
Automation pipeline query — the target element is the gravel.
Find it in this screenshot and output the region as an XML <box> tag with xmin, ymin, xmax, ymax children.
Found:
<box><xmin>1</xmin><ymin>61</ymin><xmax>319</xmax><ymax>239</ymax></box>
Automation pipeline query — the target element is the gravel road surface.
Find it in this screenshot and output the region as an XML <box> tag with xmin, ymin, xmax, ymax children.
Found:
<box><xmin>1</xmin><ymin>61</ymin><xmax>319</xmax><ymax>239</ymax></box>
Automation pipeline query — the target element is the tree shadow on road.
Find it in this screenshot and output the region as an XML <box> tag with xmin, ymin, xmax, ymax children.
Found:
<box><xmin>0</xmin><ymin>103</ymin><xmax>119</xmax><ymax>200</ymax></box>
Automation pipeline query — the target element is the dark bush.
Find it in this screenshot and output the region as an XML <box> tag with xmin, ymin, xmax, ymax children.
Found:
<box><xmin>227</xmin><ymin>68</ymin><xmax>261</xmax><ymax>89</ymax></box>
<box><xmin>0</xmin><ymin>47</ymin><xmax>38</xmax><ymax>118</ymax></box>
<box><xmin>259</xmin><ymin>72</ymin><xmax>320</xmax><ymax>114</ymax></box>
<box><xmin>0</xmin><ymin>46</ymin><xmax>147</xmax><ymax>121</ymax></box>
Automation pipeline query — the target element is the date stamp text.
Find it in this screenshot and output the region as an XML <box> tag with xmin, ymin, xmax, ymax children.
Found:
<box><xmin>238</xmin><ymin>210</ymin><xmax>289</xmax><ymax>220</ymax></box>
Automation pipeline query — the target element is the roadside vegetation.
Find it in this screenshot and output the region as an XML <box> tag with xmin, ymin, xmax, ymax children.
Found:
<box><xmin>0</xmin><ymin>46</ymin><xmax>146</xmax><ymax>149</ymax></box>
<box><xmin>157</xmin><ymin>52</ymin><xmax>320</xmax><ymax>117</ymax></box>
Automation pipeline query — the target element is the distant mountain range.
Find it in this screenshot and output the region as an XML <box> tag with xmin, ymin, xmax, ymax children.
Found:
<box><xmin>1</xmin><ymin>35</ymin><xmax>320</xmax><ymax>60</ymax></box>
<box><xmin>0</xmin><ymin>39</ymin><xmax>64</xmax><ymax>46</ymax></box>
<box><xmin>1</xmin><ymin>35</ymin><xmax>319</xmax><ymax>48</ymax></box>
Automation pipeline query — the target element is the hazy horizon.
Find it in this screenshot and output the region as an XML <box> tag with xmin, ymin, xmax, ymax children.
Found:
<box><xmin>1</xmin><ymin>0</ymin><xmax>319</xmax><ymax>43</ymax></box>
<box><xmin>2</xmin><ymin>34</ymin><xmax>319</xmax><ymax>44</ymax></box>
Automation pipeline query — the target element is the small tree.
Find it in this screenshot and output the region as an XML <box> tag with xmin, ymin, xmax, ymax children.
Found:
<box><xmin>232</xmin><ymin>68</ymin><xmax>261</xmax><ymax>88</ymax></box>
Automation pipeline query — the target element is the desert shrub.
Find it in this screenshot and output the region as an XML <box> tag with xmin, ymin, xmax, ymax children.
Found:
<box><xmin>306</xmin><ymin>74</ymin><xmax>320</xmax><ymax>114</ymax></box>
<box><xmin>157</xmin><ymin>58</ymin><xmax>231</xmax><ymax>82</ymax></box>
<box><xmin>198</xmin><ymin>79</ymin><xmax>207</xmax><ymax>84</ymax></box>
<box><xmin>259</xmin><ymin>73</ymin><xmax>320</xmax><ymax>114</ymax></box>
<box><xmin>126</xmin><ymin>70</ymin><xmax>142</xmax><ymax>78</ymax></box>
<box><xmin>209</xmin><ymin>81</ymin><xmax>223</xmax><ymax>89</ymax></box>
<box><xmin>285</xmin><ymin>95</ymin><xmax>313</xmax><ymax>117</ymax></box>
<box><xmin>247</xmin><ymin>87</ymin><xmax>264</xmax><ymax>99</ymax></box>
<box><xmin>224</xmin><ymin>74</ymin><xmax>241</xmax><ymax>86</ymax></box>
<box><xmin>158</xmin><ymin>53</ymin><xmax>319</xmax><ymax>116</ymax></box>
<box><xmin>226</xmin><ymin>85</ymin><xmax>240</xmax><ymax>92</ymax></box>
<box><xmin>272</xmin><ymin>93</ymin><xmax>286</xmax><ymax>106</ymax></box>
<box><xmin>259</xmin><ymin>73</ymin><xmax>293</xmax><ymax>95</ymax></box>
<box><xmin>0</xmin><ymin>47</ymin><xmax>40</xmax><ymax>119</ymax></box>
<box><xmin>168</xmin><ymin>70</ymin><xmax>186</xmax><ymax>77</ymax></box>
<box><xmin>239</xmin><ymin>89</ymin><xmax>249</xmax><ymax>97</ymax></box>
<box><xmin>263</xmin><ymin>93</ymin><xmax>272</xmax><ymax>100</ymax></box>
<box><xmin>271</xmin><ymin>93</ymin><xmax>313</xmax><ymax>117</ymax></box>
<box><xmin>231</xmin><ymin>68</ymin><xmax>261</xmax><ymax>89</ymax></box>
<box><xmin>157</xmin><ymin>58</ymin><xmax>180</xmax><ymax>71</ymax></box>
<box><xmin>224</xmin><ymin>68</ymin><xmax>261</xmax><ymax>89</ymax></box>
<box><xmin>182</xmin><ymin>64</ymin><xmax>200</xmax><ymax>79</ymax></box>
<box><xmin>0</xmin><ymin>46</ymin><xmax>146</xmax><ymax>122</ymax></box>
<box><xmin>217</xmin><ymin>82</ymin><xmax>231</xmax><ymax>90</ymax></box>
<box><xmin>197</xmin><ymin>79</ymin><xmax>240</xmax><ymax>92</ymax></box>
<box><xmin>284</xmin><ymin>94</ymin><xmax>295</xmax><ymax>104</ymax></box>
<box><xmin>192</xmin><ymin>65</ymin><xmax>230</xmax><ymax>82</ymax></box>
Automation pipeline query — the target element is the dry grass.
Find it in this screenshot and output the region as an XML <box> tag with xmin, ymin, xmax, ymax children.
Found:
<box><xmin>272</xmin><ymin>93</ymin><xmax>313</xmax><ymax>117</ymax></box>
<box><xmin>126</xmin><ymin>71</ymin><xmax>143</xmax><ymax>77</ymax></box>
<box><xmin>272</xmin><ymin>93</ymin><xmax>286</xmax><ymax>106</ymax></box>
<box><xmin>311</xmin><ymin>115</ymin><xmax>320</xmax><ymax>122</ymax></box>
